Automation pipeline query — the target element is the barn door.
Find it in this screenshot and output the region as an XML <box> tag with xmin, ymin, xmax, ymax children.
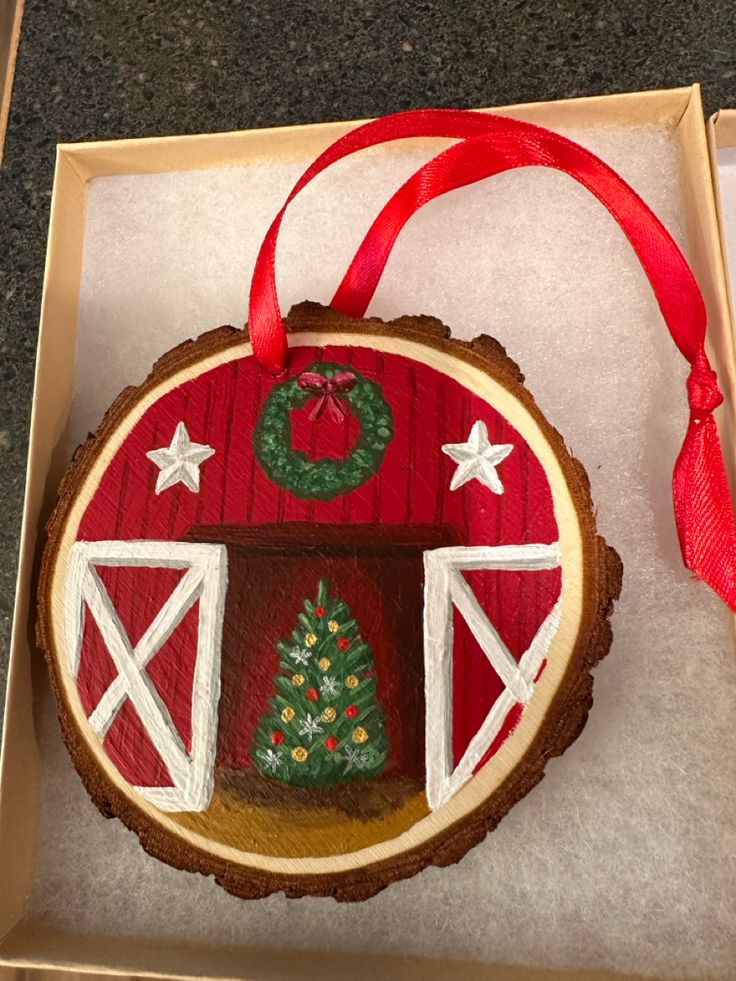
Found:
<box><xmin>423</xmin><ymin>543</ymin><xmax>562</xmax><ymax>809</ymax></box>
<box><xmin>64</xmin><ymin>540</ymin><xmax>228</xmax><ymax>812</ymax></box>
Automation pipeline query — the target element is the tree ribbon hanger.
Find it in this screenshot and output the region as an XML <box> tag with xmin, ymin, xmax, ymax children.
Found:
<box><xmin>247</xmin><ymin>107</ymin><xmax>736</xmax><ymax>612</ymax></box>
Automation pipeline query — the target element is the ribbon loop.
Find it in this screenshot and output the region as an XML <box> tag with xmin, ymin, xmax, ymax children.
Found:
<box><xmin>687</xmin><ymin>351</ymin><xmax>724</xmax><ymax>420</ymax></box>
<box><xmin>248</xmin><ymin>107</ymin><xmax>736</xmax><ymax>613</ymax></box>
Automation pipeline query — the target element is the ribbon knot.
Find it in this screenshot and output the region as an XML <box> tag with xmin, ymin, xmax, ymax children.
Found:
<box><xmin>297</xmin><ymin>370</ymin><xmax>356</xmax><ymax>422</ymax></box>
<box><xmin>687</xmin><ymin>352</ymin><xmax>723</xmax><ymax>420</ymax></box>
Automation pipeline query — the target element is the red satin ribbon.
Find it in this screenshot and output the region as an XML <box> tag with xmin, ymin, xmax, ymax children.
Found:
<box><xmin>247</xmin><ymin>108</ymin><xmax>736</xmax><ymax>611</ymax></box>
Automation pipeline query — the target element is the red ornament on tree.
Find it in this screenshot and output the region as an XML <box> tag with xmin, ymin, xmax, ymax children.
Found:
<box><xmin>337</xmin><ymin>637</ymin><xmax>351</xmax><ymax>651</ymax></box>
<box><xmin>314</xmin><ymin>605</ymin><xmax>326</xmax><ymax>617</ymax></box>
<box><xmin>324</xmin><ymin>736</ymin><xmax>339</xmax><ymax>752</ymax></box>
<box><xmin>305</xmin><ymin>687</ymin><xmax>319</xmax><ymax>701</ymax></box>
<box><xmin>345</xmin><ymin>704</ymin><xmax>358</xmax><ymax>719</ymax></box>
<box><xmin>271</xmin><ymin>730</ymin><xmax>285</xmax><ymax>746</ymax></box>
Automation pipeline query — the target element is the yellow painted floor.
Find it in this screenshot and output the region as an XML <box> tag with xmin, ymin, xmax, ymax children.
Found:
<box><xmin>172</xmin><ymin>770</ymin><xmax>428</xmax><ymax>857</ymax></box>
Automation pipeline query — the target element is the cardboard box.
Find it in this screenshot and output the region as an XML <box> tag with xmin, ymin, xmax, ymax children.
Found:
<box><xmin>0</xmin><ymin>0</ymin><xmax>22</xmax><ymax>167</ymax></box>
<box><xmin>708</xmin><ymin>110</ymin><xmax>736</xmax><ymax>350</ymax></box>
<box><xmin>2</xmin><ymin>85</ymin><xmax>734</xmax><ymax>980</ymax></box>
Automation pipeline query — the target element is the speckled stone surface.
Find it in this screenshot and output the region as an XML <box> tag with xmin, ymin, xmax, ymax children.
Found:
<box><xmin>0</xmin><ymin>0</ymin><xmax>735</xmax><ymax>725</ymax></box>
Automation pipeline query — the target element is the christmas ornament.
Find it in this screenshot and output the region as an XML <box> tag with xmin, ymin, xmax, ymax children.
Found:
<box><xmin>37</xmin><ymin>107</ymin><xmax>736</xmax><ymax>903</ymax></box>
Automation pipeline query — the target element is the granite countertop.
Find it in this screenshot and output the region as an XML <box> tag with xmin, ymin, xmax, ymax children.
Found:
<box><xmin>1</xmin><ymin>0</ymin><xmax>735</xmax><ymax>720</ymax></box>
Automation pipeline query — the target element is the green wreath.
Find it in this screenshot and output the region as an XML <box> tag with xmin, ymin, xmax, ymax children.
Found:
<box><xmin>253</xmin><ymin>361</ymin><xmax>394</xmax><ymax>500</ymax></box>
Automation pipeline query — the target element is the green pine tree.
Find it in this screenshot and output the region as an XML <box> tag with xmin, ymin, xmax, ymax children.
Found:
<box><xmin>251</xmin><ymin>579</ymin><xmax>389</xmax><ymax>787</ymax></box>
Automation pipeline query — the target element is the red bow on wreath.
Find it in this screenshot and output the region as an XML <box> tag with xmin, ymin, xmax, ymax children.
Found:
<box><xmin>297</xmin><ymin>370</ymin><xmax>357</xmax><ymax>422</ymax></box>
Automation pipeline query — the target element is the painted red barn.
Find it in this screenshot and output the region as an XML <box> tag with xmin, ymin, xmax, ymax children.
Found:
<box><xmin>65</xmin><ymin>341</ymin><xmax>561</xmax><ymax>812</ymax></box>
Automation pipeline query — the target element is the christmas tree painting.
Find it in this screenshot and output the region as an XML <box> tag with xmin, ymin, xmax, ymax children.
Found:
<box><xmin>251</xmin><ymin>579</ymin><xmax>390</xmax><ymax>786</ymax></box>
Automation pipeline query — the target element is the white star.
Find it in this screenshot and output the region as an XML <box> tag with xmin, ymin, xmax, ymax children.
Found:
<box><xmin>320</xmin><ymin>676</ymin><xmax>340</xmax><ymax>698</ymax></box>
<box><xmin>342</xmin><ymin>746</ymin><xmax>372</xmax><ymax>773</ymax></box>
<box><xmin>441</xmin><ymin>421</ymin><xmax>514</xmax><ymax>494</ymax></box>
<box><xmin>257</xmin><ymin>748</ymin><xmax>283</xmax><ymax>773</ymax></box>
<box><xmin>298</xmin><ymin>713</ymin><xmax>324</xmax><ymax>742</ymax></box>
<box><xmin>289</xmin><ymin>647</ymin><xmax>312</xmax><ymax>666</ymax></box>
<box><xmin>146</xmin><ymin>422</ymin><xmax>215</xmax><ymax>495</ymax></box>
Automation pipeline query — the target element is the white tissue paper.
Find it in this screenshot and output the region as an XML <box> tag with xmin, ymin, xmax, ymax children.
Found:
<box><xmin>29</xmin><ymin>121</ymin><xmax>736</xmax><ymax>980</ymax></box>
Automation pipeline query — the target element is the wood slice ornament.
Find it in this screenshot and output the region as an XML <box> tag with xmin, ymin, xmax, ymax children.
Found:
<box><xmin>38</xmin><ymin>109</ymin><xmax>736</xmax><ymax>902</ymax></box>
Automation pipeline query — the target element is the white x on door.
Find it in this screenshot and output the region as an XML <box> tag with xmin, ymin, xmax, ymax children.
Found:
<box><xmin>64</xmin><ymin>540</ymin><xmax>228</xmax><ymax>812</ymax></box>
<box><xmin>424</xmin><ymin>543</ymin><xmax>562</xmax><ymax>810</ymax></box>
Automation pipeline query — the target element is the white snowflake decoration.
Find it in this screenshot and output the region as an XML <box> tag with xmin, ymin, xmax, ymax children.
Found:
<box><xmin>257</xmin><ymin>748</ymin><xmax>283</xmax><ymax>773</ymax></box>
<box><xmin>342</xmin><ymin>746</ymin><xmax>372</xmax><ymax>773</ymax></box>
<box><xmin>320</xmin><ymin>676</ymin><xmax>340</xmax><ymax>698</ymax></box>
<box><xmin>297</xmin><ymin>713</ymin><xmax>324</xmax><ymax>742</ymax></box>
<box><xmin>289</xmin><ymin>647</ymin><xmax>311</xmax><ymax>666</ymax></box>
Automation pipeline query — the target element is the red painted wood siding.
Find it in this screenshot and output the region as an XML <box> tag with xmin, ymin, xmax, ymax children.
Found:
<box><xmin>75</xmin><ymin>344</ymin><xmax>560</xmax><ymax>788</ymax></box>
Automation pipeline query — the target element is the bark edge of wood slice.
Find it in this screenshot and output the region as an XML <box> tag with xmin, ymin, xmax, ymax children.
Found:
<box><xmin>37</xmin><ymin>301</ymin><xmax>623</xmax><ymax>902</ymax></box>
